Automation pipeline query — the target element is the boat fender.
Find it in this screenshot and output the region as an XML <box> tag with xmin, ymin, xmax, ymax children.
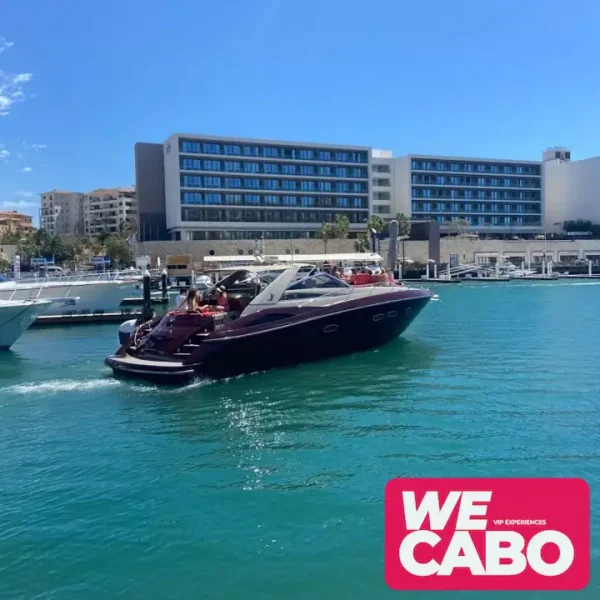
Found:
<box><xmin>119</xmin><ymin>319</ymin><xmax>137</xmax><ymax>345</ymax></box>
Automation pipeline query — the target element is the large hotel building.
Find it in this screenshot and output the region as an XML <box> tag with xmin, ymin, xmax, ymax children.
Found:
<box><xmin>135</xmin><ymin>133</ymin><xmax>551</xmax><ymax>242</ymax></box>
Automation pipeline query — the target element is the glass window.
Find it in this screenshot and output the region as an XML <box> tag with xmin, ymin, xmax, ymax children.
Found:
<box><xmin>224</xmin><ymin>144</ymin><xmax>241</xmax><ymax>155</ymax></box>
<box><xmin>301</xmin><ymin>196</ymin><xmax>314</xmax><ymax>207</ymax></box>
<box><xmin>301</xmin><ymin>181</ymin><xmax>315</xmax><ymax>191</ymax></box>
<box><xmin>225</xmin><ymin>194</ymin><xmax>243</xmax><ymax>205</ymax></box>
<box><xmin>264</xmin><ymin>179</ymin><xmax>279</xmax><ymax>189</ymax></box>
<box><xmin>205</xmin><ymin>193</ymin><xmax>222</xmax><ymax>204</ymax></box>
<box><xmin>282</xmin><ymin>164</ymin><xmax>296</xmax><ymax>175</ymax></box>
<box><xmin>318</xmin><ymin>150</ymin><xmax>331</xmax><ymax>160</ymax></box>
<box><xmin>264</xmin><ymin>163</ymin><xmax>279</xmax><ymax>174</ymax></box>
<box><xmin>225</xmin><ymin>177</ymin><xmax>241</xmax><ymax>188</ymax></box>
<box><xmin>181</xmin><ymin>140</ymin><xmax>200</xmax><ymax>153</ymax></box>
<box><xmin>182</xmin><ymin>192</ymin><xmax>202</xmax><ymax>204</ymax></box>
<box><xmin>318</xmin><ymin>166</ymin><xmax>331</xmax><ymax>176</ymax></box>
<box><xmin>319</xmin><ymin>181</ymin><xmax>332</xmax><ymax>192</ymax></box>
<box><xmin>283</xmin><ymin>180</ymin><xmax>297</xmax><ymax>190</ymax></box>
<box><xmin>245</xmin><ymin>194</ymin><xmax>260</xmax><ymax>205</ymax></box>
<box><xmin>263</xmin><ymin>147</ymin><xmax>279</xmax><ymax>158</ymax></box>
<box><xmin>300</xmin><ymin>149</ymin><xmax>314</xmax><ymax>160</ymax></box>
<box><xmin>336</xmin><ymin>182</ymin><xmax>349</xmax><ymax>193</ymax></box>
<box><xmin>336</xmin><ymin>152</ymin><xmax>348</xmax><ymax>162</ymax></box>
<box><xmin>243</xmin><ymin>146</ymin><xmax>259</xmax><ymax>156</ymax></box>
<box><xmin>202</xmin><ymin>142</ymin><xmax>220</xmax><ymax>154</ymax></box>
<box><xmin>182</xmin><ymin>175</ymin><xmax>202</xmax><ymax>187</ymax></box>
<box><xmin>182</xmin><ymin>158</ymin><xmax>201</xmax><ymax>170</ymax></box>
<box><xmin>244</xmin><ymin>178</ymin><xmax>260</xmax><ymax>189</ymax></box>
<box><xmin>203</xmin><ymin>159</ymin><xmax>220</xmax><ymax>171</ymax></box>
<box><xmin>287</xmin><ymin>273</ymin><xmax>349</xmax><ymax>291</ymax></box>
<box><xmin>224</xmin><ymin>161</ymin><xmax>241</xmax><ymax>172</ymax></box>
<box><xmin>300</xmin><ymin>165</ymin><xmax>315</xmax><ymax>176</ymax></box>
<box><xmin>244</xmin><ymin>162</ymin><xmax>260</xmax><ymax>173</ymax></box>
<box><xmin>264</xmin><ymin>195</ymin><xmax>280</xmax><ymax>205</ymax></box>
<box><xmin>283</xmin><ymin>196</ymin><xmax>297</xmax><ymax>206</ymax></box>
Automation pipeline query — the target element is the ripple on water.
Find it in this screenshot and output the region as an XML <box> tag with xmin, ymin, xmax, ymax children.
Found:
<box><xmin>0</xmin><ymin>282</ymin><xmax>600</xmax><ymax>599</ymax></box>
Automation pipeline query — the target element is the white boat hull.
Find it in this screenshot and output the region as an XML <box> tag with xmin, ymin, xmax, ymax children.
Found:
<box><xmin>0</xmin><ymin>301</ymin><xmax>49</xmax><ymax>349</ymax></box>
<box><xmin>0</xmin><ymin>281</ymin><xmax>138</xmax><ymax>316</ymax></box>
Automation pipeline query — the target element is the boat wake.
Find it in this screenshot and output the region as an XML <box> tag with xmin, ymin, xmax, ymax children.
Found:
<box><xmin>6</xmin><ymin>378</ymin><xmax>123</xmax><ymax>395</ymax></box>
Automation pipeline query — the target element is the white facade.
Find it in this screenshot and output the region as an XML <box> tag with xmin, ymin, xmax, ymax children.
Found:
<box><xmin>543</xmin><ymin>150</ymin><xmax>600</xmax><ymax>233</ymax></box>
<box><xmin>39</xmin><ymin>191</ymin><xmax>86</xmax><ymax>235</ymax></box>
<box><xmin>85</xmin><ymin>187</ymin><xmax>137</xmax><ymax>236</ymax></box>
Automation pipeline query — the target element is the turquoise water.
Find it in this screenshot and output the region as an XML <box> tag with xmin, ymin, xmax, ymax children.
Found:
<box><xmin>1</xmin><ymin>280</ymin><xmax>599</xmax><ymax>599</ymax></box>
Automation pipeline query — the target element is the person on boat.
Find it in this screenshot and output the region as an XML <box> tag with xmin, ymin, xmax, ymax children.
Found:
<box><xmin>185</xmin><ymin>287</ymin><xmax>200</xmax><ymax>312</ymax></box>
<box><xmin>214</xmin><ymin>286</ymin><xmax>230</xmax><ymax>312</ymax></box>
<box><xmin>387</xmin><ymin>268</ymin><xmax>396</xmax><ymax>285</ymax></box>
<box><xmin>176</xmin><ymin>287</ymin><xmax>187</xmax><ymax>310</ymax></box>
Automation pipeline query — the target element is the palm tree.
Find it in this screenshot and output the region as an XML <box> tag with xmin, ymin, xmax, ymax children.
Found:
<box><xmin>353</xmin><ymin>234</ymin><xmax>370</xmax><ymax>253</ymax></box>
<box><xmin>333</xmin><ymin>214</ymin><xmax>350</xmax><ymax>251</ymax></box>
<box><xmin>317</xmin><ymin>222</ymin><xmax>336</xmax><ymax>254</ymax></box>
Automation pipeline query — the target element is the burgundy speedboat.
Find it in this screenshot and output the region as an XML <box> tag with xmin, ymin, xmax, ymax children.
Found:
<box><xmin>105</xmin><ymin>265</ymin><xmax>432</xmax><ymax>381</ymax></box>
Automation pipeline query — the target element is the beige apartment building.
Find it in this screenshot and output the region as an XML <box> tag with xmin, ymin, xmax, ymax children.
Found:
<box><xmin>0</xmin><ymin>210</ymin><xmax>34</xmax><ymax>239</ymax></box>
<box><xmin>84</xmin><ymin>187</ymin><xmax>137</xmax><ymax>236</ymax></box>
<box><xmin>39</xmin><ymin>190</ymin><xmax>86</xmax><ymax>235</ymax></box>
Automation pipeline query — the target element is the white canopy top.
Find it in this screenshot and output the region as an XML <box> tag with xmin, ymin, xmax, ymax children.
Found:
<box><xmin>202</xmin><ymin>255</ymin><xmax>263</xmax><ymax>263</ymax></box>
<box><xmin>261</xmin><ymin>253</ymin><xmax>382</xmax><ymax>264</ymax></box>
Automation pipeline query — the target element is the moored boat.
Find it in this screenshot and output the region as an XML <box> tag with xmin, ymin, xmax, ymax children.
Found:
<box><xmin>105</xmin><ymin>265</ymin><xmax>432</xmax><ymax>381</ymax></box>
<box><xmin>0</xmin><ymin>299</ymin><xmax>52</xmax><ymax>350</ymax></box>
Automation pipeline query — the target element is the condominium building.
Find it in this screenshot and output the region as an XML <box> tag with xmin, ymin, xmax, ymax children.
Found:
<box><xmin>137</xmin><ymin>134</ymin><xmax>371</xmax><ymax>241</ymax></box>
<box><xmin>395</xmin><ymin>155</ymin><xmax>543</xmax><ymax>236</ymax></box>
<box><xmin>39</xmin><ymin>190</ymin><xmax>86</xmax><ymax>235</ymax></box>
<box><xmin>84</xmin><ymin>187</ymin><xmax>136</xmax><ymax>236</ymax></box>
<box><xmin>0</xmin><ymin>210</ymin><xmax>34</xmax><ymax>239</ymax></box>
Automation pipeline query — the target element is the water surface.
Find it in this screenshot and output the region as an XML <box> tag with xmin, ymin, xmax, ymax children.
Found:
<box><xmin>1</xmin><ymin>280</ymin><xmax>599</xmax><ymax>599</ymax></box>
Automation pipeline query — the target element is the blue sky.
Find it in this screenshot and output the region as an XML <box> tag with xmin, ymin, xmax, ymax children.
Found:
<box><xmin>1</xmin><ymin>0</ymin><xmax>599</xmax><ymax>225</ymax></box>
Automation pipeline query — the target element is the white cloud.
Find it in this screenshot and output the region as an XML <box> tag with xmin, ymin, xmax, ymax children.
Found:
<box><xmin>0</xmin><ymin>148</ymin><xmax>10</xmax><ymax>162</ymax></box>
<box><xmin>15</xmin><ymin>191</ymin><xmax>34</xmax><ymax>197</ymax></box>
<box><xmin>0</xmin><ymin>199</ymin><xmax>37</xmax><ymax>209</ymax></box>
<box><xmin>23</xmin><ymin>142</ymin><xmax>47</xmax><ymax>151</ymax></box>
<box><xmin>21</xmin><ymin>166</ymin><xmax>32</xmax><ymax>172</ymax></box>
<box><xmin>0</xmin><ymin>38</ymin><xmax>14</xmax><ymax>54</ymax></box>
<box><xmin>0</xmin><ymin>70</ymin><xmax>33</xmax><ymax>116</ymax></box>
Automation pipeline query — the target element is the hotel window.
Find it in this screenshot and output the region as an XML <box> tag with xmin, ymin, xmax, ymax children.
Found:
<box><xmin>283</xmin><ymin>180</ymin><xmax>297</xmax><ymax>190</ymax></box>
<box><xmin>182</xmin><ymin>158</ymin><xmax>201</xmax><ymax>170</ymax></box>
<box><xmin>244</xmin><ymin>162</ymin><xmax>260</xmax><ymax>173</ymax></box>
<box><xmin>464</xmin><ymin>164</ymin><xmax>473</xmax><ymax>172</ymax></box>
<box><xmin>450</xmin><ymin>163</ymin><xmax>460</xmax><ymax>172</ymax></box>
<box><xmin>491</xmin><ymin>191</ymin><xmax>499</xmax><ymax>200</ymax></box>
<box><xmin>465</xmin><ymin>203</ymin><xmax>472</xmax><ymax>212</ymax></box>
<box><xmin>301</xmin><ymin>181</ymin><xmax>315</xmax><ymax>191</ymax></box>
<box><xmin>224</xmin><ymin>144</ymin><xmax>241</xmax><ymax>155</ymax></box>
<box><xmin>422</xmin><ymin>203</ymin><xmax>431</xmax><ymax>211</ymax></box>
<box><xmin>504</xmin><ymin>166</ymin><xmax>512</xmax><ymax>174</ymax></box>
<box><xmin>477</xmin><ymin>164</ymin><xmax>486</xmax><ymax>172</ymax></box>
<box><xmin>318</xmin><ymin>166</ymin><xmax>332</xmax><ymax>176</ymax></box>
<box><xmin>181</xmin><ymin>140</ymin><xmax>200</xmax><ymax>153</ymax></box>
<box><xmin>478</xmin><ymin>190</ymin><xmax>485</xmax><ymax>199</ymax></box>
<box><xmin>422</xmin><ymin>189</ymin><xmax>431</xmax><ymax>198</ymax></box>
<box><xmin>492</xmin><ymin>217</ymin><xmax>499</xmax><ymax>225</ymax></box>
<box><xmin>337</xmin><ymin>197</ymin><xmax>349</xmax><ymax>208</ymax></box>
<box><xmin>182</xmin><ymin>192</ymin><xmax>202</xmax><ymax>204</ymax></box>
<box><xmin>436</xmin><ymin>162</ymin><xmax>446</xmax><ymax>170</ymax></box>
<box><xmin>516</xmin><ymin>166</ymin><xmax>524</xmax><ymax>174</ymax></box>
<box><xmin>183</xmin><ymin>175</ymin><xmax>202</xmax><ymax>187</ymax></box>
<box><xmin>491</xmin><ymin>204</ymin><xmax>499</xmax><ymax>212</ymax></box>
<box><xmin>205</xmin><ymin>193</ymin><xmax>222</xmax><ymax>204</ymax></box>
<box><xmin>336</xmin><ymin>182</ymin><xmax>350</xmax><ymax>193</ymax></box>
<box><xmin>451</xmin><ymin>203</ymin><xmax>459</xmax><ymax>212</ymax></box>
<box><xmin>225</xmin><ymin>177</ymin><xmax>241</xmax><ymax>188</ymax></box>
<box><xmin>318</xmin><ymin>150</ymin><xmax>331</xmax><ymax>160</ymax></box>
<box><xmin>450</xmin><ymin>190</ymin><xmax>458</xmax><ymax>199</ymax></box>
<box><xmin>225</xmin><ymin>194</ymin><xmax>243</xmax><ymax>205</ymax></box>
<box><xmin>202</xmin><ymin>142</ymin><xmax>220</xmax><ymax>154</ymax></box>
<box><xmin>300</xmin><ymin>149</ymin><xmax>314</xmax><ymax>160</ymax></box>
<box><xmin>283</xmin><ymin>196</ymin><xmax>297</xmax><ymax>206</ymax></box>
<box><xmin>301</xmin><ymin>196</ymin><xmax>315</xmax><ymax>207</ymax></box>
<box><xmin>264</xmin><ymin>195</ymin><xmax>280</xmax><ymax>205</ymax></box>
<box><xmin>203</xmin><ymin>159</ymin><xmax>220</xmax><ymax>171</ymax></box>
<box><xmin>282</xmin><ymin>164</ymin><xmax>296</xmax><ymax>174</ymax></box>
<box><xmin>301</xmin><ymin>165</ymin><xmax>315</xmax><ymax>176</ymax></box>
<box><xmin>517</xmin><ymin>204</ymin><xmax>524</xmax><ymax>212</ymax></box>
<box><xmin>264</xmin><ymin>163</ymin><xmax>279</xmax><ymax>174</ymax></box>
<box><xmin>263</xmin><ymin>147</ymin><xmax>278</xmax><ymax>158</ymax></box>
<box><xmin>319</xmin><ymin>181</ymin><xmax>332</xmax><ymax>192</ymax></box>
<box><xmin>265</xmin><ymin>179</ymin><xmax>279</xmax><ymax>190</ymax></box>
<box><xmin>504</xmin><ymin>217</ymin><xmax>511</xmax><ymax>225</ymax></box>
<box><xmin>245</xmin><ymin>194</ymin><xmax>260</xmax><ymax>205</ymax></box>
<box><xmin>244</xmin><ymin>178</ymin><xmax>260</xmax><ymax>189</ymax></box>
<box><xmin>336</xmin><ymin>167</ymin><xmax>347</xmax><ymax>177</ymax></box>
<box><xmin>490</xmin><ymin>165</ymin><xmax>498</xmax><ymax>173</ymax></box>
<box><xmin>243</xmin><ymin>146</ymin><xmax>259</xmax><ymax>156</ymax></box>
<box><xmin>436</xmin><ymin>176</ymin><xmax>445</xmax><ymax>184</ymax></box>
<box><xmin>411</xmin><ymin>160</ymin><xmax>420</xmax><ymax>170</ymax></box>
<box><xmin>224</xmin><ymin>161</ymin><xmax>241</xmax><ymax>172</ymax></box>
<box><xmin>352</xmin><ymin>198</ymin><xmax>363</xmax><ymax>208</ymax></box>
<box><xmin>516</xmin><ymin>217</ymin><xmax>524</xmax><ymax>226</ymax></box>
<box><xmin>352</xmin><ymin>183</ymin><xmax>364</xmax><ymax>193</ymax></box>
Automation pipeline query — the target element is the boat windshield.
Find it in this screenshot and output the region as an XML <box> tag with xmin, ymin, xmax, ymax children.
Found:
<box><xmin>287</xmin><ymin>272</ymin><xmax>350</xmax><ymax>291</ymax></box>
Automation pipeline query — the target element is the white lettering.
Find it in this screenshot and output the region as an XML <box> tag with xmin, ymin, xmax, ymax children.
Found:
<box><xmin>438</xmin><ymin>531</ymin><xmax>485</xmax><ymax>576</ymax></box>
<box><xmin>399</xmin><ymin>531</ymin><xmax>441</xmax><ymax>576</ymax></box>
<box><xmin>485</xmin><ymin>531</ymin><xmax>527</xmax><ymax>575</ymax></box>
<box><xmin>527</xmin><ymin>530</ymin><xmax>574</xmax><ymax>577</ymax></box>
<box><xmin>402</xmin><ymin>491</ymin><xmax>462</xmax><ymax>530</ymax></box>
<box><xmin>456</xmin><ymin>491</ymin><xmax>492</xmax><ymax>530</ymax></box>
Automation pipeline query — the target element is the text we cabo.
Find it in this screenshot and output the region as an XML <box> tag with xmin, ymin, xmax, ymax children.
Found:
<box><xmin>384</xmin><ymin>478</ymin><xmax>589</xmax><ymax>591</ymax></box>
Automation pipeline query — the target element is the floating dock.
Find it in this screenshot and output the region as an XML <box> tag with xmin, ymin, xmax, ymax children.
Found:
<box><xmin>31</xmin><ymin>311</ymin><xmax>153</xmax><ymax>328</ymax></box>
<box><xmin>120</xmin><ymin>296</ymin><xmax>170</xmax><ymax>307</ymax></box>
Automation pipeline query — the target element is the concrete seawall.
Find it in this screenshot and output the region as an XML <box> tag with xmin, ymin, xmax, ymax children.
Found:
<box><xmin>136</xmin><ymin>238</ymin><xmax>600</xmax><ymax>267</ymax></box>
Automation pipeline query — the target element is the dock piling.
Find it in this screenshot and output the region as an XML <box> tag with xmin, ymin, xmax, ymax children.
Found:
<box><xmin>143</xmin><ymin>270</ymin><xmax>151</xmax><ymax>316</ymax></box>
<box><xmin>161</xmin><ymin>269</ymin><xmax>168</xmax><ymax>301</ymax></box>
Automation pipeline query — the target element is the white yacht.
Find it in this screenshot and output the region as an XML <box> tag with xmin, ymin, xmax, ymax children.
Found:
<box><xmin>0</xmin><ymin>299</ymin><xmax>51</xmax><ymax>349</ymax></box>
<box><xmin>0</xmin><ymin>271</ymin><xmax>139</xmax><ymax>316</ymax></box>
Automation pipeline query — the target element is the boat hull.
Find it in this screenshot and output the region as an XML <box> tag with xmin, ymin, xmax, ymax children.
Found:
<box><xmin>105</xmin><ymin>292</ymin><xmax>431</xmax><ymax>381</ymax></box>
<box><xmin>0</xmin><ymin>301</ymin><xmax>48</xmax><ymax>350</ymax></box>
<box><xmin>0</xmin><ymin>281</ymin><xmax>138</xmax><ymax>315</ymax></box>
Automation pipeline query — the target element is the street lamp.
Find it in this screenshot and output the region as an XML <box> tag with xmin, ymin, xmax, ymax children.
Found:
<box><xmin>370</xmin><ymin>228</ymin><xmax>377</xmax><ymax>253</ymax></box>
